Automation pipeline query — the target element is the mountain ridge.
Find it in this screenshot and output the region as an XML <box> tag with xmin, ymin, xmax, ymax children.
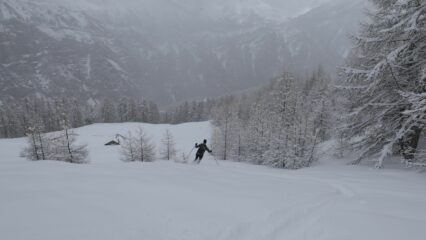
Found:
<box><xmin>0</xmin><ymin>0</ymin><xmax>366</xmax><ymax>106</ymax></box>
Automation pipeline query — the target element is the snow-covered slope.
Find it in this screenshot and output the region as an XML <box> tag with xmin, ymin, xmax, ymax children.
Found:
<box><xmin>0</xmin><ymin>122</ymin><xmax>425</xmax><ymax>240</ymax></box>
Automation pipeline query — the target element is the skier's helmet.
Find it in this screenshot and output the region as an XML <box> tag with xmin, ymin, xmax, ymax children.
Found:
<box><xmin>203</xmin><ymin>139</ymin><xmax>207</xmax><ymax>144</ymax></box>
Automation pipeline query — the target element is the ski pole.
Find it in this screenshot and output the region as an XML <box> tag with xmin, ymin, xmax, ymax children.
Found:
<box><xmin>209</xmin><ymin>152</ymin><xmax>219</xmax><ymax>166</ymax></box>
<box><xmin>186</xmin><ymin>147</ymin><xmax>195</xmax><ymax>161</ymax></box>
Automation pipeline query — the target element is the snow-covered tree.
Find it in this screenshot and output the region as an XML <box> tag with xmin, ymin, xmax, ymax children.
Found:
<box><xmin>120</xmin><ymin>132</ymin><xmax>137</xmax><ymax>162</ymax></box>
<box><xmin>117</xmin><ymin>97</ymin><xmax>129</xmax><ymax>122</ymax></box>
<box><xmin>148</xmin><ymin>101</ymin><xmax>160</xmax><ymax>123</ymax></box>
<box><xmin>160</xmin><ymin>129</ymin><xmax>177</xmax><ymax>160</ymax></box>
<box><xmin>121</xmin><ymin>128</ymin><xmax>156</xmax><ymax>162</ymax></box>
<box><xmin>0</xmin><ymin>107</ymin><xmax>8</xmax><ymax>138</ymax></box>
<box><xmin>100</xmin><ymin>98</ymin><xmax>117</xmax><ymax>123</ymax></box>
<box><xmin>127</xmin><ymin>99</ymin><xmax>138</xmax><ymax>122</ymax></box>
<box><xmin>244</xmin><ymin>97</ymin><xmax>271</xmax><ymax>165</ymax></box>
<box><xmin>49</xmin><ymin>116</ymin><xmax>89</xmax><ymax>164</ymax></box>
<box><xmin>262</xmin><ymin>73</ymin><xmax>299</xmax><ymax>168</ymax></box>
<box><xmin>21</xmin><ymin>119</ymin><xmax>49</xmax><ymax>161</ymax></box>
<box><xmin>340</xmin><ymin>0</ymin><xmax>426</xmax><ymax>167</ymax></box>
<box><xmin>70</xmin><ymin>99</ymin><xmax>84</xmax><ymax>127</ymax></box>
<box><xmin>209</xmin><ymin>70</ymin><xmax>333</xmax><ymax>169</ymax></box>
<box><xmin>211</xmin><ymin>102</ymin><xmax>235</xmax><ymax>160</ymax></box>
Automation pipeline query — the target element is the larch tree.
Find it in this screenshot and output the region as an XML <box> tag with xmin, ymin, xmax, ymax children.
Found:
<box><xmin>21</xmin><ymin>119</ymin><xmax>49</xmax><ymax>161</ymax></box>
<box><xmin>341</xmin><ymin>0</ymin><xmax>426</xmax><ymax>167</ymax></box>
<box><xmin>262</xmin><ymin>73</ymin><xmax>298</xmax><ymax>168</ymax></box>
<box><xmin>245</xmin><ymin>96</ymin><xmax>271</xmax><ymax>165</ymax></box>
<box><xmin>160</xmin><ymin>129</ymin><xmax>177</xmax><ymax>160</ymax></box>
<box><xmin>100</xmin><ymin>98</ymin><xmax>117</xmax><ymax>123</ymax></box>
<box><xmin>121</xmin><ymin>127</ymin><xmax>156</xmax><ymax>162</ymax></box>
<box><xmin>211</xmin><ymin>102</ymin><xmax>236</xmax><ymax>161</ymax></box>
<box><xmin>49</xmin><ymin>113</ymin><xmax>89</xmax><ymax>164</ymax></box>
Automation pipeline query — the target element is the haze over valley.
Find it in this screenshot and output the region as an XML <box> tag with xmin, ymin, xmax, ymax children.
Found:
<box><xmin>0</xmin><ymin>0</ymin><xmax>366</xmax><ymax>105</ymax></box>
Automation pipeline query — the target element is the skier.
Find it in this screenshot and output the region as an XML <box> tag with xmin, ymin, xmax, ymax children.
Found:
<box><xmin>194</xmin><ymin>139</ymin><xmax>212</xmax><ymax>164</ymax></box>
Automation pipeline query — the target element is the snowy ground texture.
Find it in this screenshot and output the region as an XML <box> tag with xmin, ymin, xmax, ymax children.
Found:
<box><xmin>1</xmin><ymin>122</ymin><xmax>425</xmax><ymax>240</ymax></box>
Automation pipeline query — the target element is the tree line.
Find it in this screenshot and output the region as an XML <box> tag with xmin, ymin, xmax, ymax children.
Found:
<box><xmin>0</xmin><ymin>97</ymin><xmax>219</xmax><ymax>139</ymax></box>
<box><xmin>210</xmin><ymin>68</ymin><xmax>335</xmax><ymax>169</ymax></box>
<box><xmin>5</xmin><ymin>0</ymin><xmax>426</xmax><ymax>168</ymax></box>
<box><xmin>211</xmin><ymin>0</ymin><xmax>426</xmax><ymax>168</ymax></box>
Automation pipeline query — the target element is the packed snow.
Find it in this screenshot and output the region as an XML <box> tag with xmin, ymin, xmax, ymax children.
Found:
<box><xmin>0</xmin><ymin>122</ymin><xmax>425</xmax><ymax>240</ymax></box>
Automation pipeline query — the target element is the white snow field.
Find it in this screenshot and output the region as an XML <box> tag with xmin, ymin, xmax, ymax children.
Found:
<box><xmin>0</xmin><ymin>122</ymin><xmax>425</xmax><ymax>240</ymax></box>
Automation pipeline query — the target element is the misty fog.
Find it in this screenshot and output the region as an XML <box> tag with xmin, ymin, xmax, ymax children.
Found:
<box><xmin>0</xmin><ymin>0</ymin><xmax>365</xmax><ymax>106</ymax></box>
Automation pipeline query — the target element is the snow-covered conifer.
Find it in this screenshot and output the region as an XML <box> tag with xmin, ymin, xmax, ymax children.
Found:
<box><xmin>340</xmin><ymin>0</ymin><xmax>426</xmax><ymax>167</ymax></box>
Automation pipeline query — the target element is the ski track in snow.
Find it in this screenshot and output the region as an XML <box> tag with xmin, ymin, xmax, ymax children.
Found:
<box><xmin>218</xmin><ymin>174</ymin><xmax>357</xmax><ymax>240</ymax></box>
<box><xmin>221</xmin><ymin>196</ymin><xmax>330</xmax><ymax>240</ymax></box>
<box><xmin>0</xmin><ymin>122</ymin><xmax>425</xmax><ymax>240</ymax></box>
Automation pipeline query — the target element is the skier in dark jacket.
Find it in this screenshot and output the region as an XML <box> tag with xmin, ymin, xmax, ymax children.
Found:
<box><xmin>194</xmin><ymin>139</ymin><xmax>212</xmax><ymax>164</ymax></box>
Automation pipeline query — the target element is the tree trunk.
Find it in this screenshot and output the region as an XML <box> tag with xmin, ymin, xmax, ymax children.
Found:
<box><xmin>65</xmin><ymin>126</ymin><xmax>73</xmax><ymax>163</ymax></box>
<box><xmin>223</xmin><ymin>117</ymin><xmax>228</xmax><ymax>161</ymax></box>
<box><xmin>31</xmin><ymin>132</ymin><xmax>40</xmax><ymax>160</ymax></box>
<box><xmin>141</xmin><ymin>137</ymin><xmax>144</xmax><ymax>162</ymax></box>
<box><xmin>402</xmin><ymin>126</ymin><xmax>422</xmax><ymax>160</ymax></box>
<box><xmin>130</xmin><ymin>142</ymin><xmax>134</xmax><ymax>161</ymax></box>
<box><xmin>38</xmin><ymin>132</ymin><xmax>46</xmax><ymax>160</ymax></box>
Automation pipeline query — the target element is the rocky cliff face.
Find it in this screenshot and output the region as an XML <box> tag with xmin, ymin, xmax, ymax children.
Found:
<box><xmin>0</xmin><ymin>0</ymin><xmax>366</xmax><ymax>106</ymax></box>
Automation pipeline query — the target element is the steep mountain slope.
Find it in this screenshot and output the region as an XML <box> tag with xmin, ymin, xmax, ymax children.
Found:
<box><xmin>0</xmin><ymin>0</ymin><xmax>366</xmax><ymax>106</ymax></box>
<box><xmin>278</xmin><ymin>0</ymin><xmax>367</xmax><ymax>73</ymax></box>
<box><xmin>0</xmin><ymin>0</ymin><xmax>140</xmax><ymax>101</ymax></box>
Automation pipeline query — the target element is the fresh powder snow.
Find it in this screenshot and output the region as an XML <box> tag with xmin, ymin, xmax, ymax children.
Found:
<box><xmin>0</xmin><ymin>122</ymin><xmax>425</xmax><ymax>240</ymax></box>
